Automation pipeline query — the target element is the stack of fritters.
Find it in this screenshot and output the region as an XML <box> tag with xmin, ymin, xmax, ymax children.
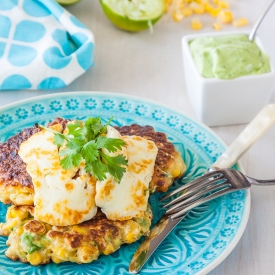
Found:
<box><xmin>0</xmin><ymin>118</ymin><xmax>186</xmax><ymax>265</ymax></box>
<box><xmin>1</xmin><ymin>205</ymin><xmax>152</xmax><ymax>265</ymax></box>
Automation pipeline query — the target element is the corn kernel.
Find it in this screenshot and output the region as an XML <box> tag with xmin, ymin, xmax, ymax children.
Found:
<box><xmin>171</xmin><ymin>167</ymin><xmax>181</xmax><ymax>177</ymax></box>
<box><xmin>27</xmin><ymin>251</ymin><xmax>42</xmax><ymax>266</ymax></box>
<box><xmin>181</xmin><ymin>7</ymin><xmax>193</xmax><ymax>17</ymax></box>
<box><xmin>125</xmin><ymin>232</ymin><xmax>137</xmax><ymax>243</ymax></box>
<box><xmin>103</xmin><ymin>243</ymin><xmax>115</xmax><ymax>255</ymax></box>
<box><xmin>204</xmin><ymin>3</ymin><xmax>220</xmax><ymax>16</ymax></box>
<box><xmin>51</xmin><ymin>256</ymin><xmax>62</xmax><ymax>264</ymax></box>
<box><xmin>233</xmin><ymin>17</ymin><xmax>248</xmax><ymax>27</ymax></box>
<box><xmin>173</xmin><ymin>11</ymin><xmax>185</xmax><ymax>22</ymax></box>
<box><xmin>15</xmin><ymin>226</ymin><xmax>24</xmax><ymax>235</ymax></box>
<box><xmin>72</xmin><ymin>225</ymin><xmax>87</xmax><ymax>234</ymax></box>
<box><xmin>9</xmin><ymin>208</ymin><xmax>28</xmax><ymax>220</ymax></box>
<box><xmin>200</xmin><ymin>0</ymin><xmax>209</xmax><ymax>4</ymax></box>
<box><xmin>55</xmin><ymin>248</ymin><xmax>66</xmax><ymax>259</ymax></box>
<box><xmin>218</xmin><ymin>9</ymin><xmax>234</xmax><ymax>23</ymax></box>
<box><xmin>191</xmin><ymin>18</ymin><xmax>203</xmax><ymax>30</ymax></box>
<box><xmin>213</xmin><ymin>22</ymin><xmax>222</xmax><ymax>30</ymax></box>
<box><xmin>189</xmin><ymin>2</ymin><xmax>205</xmax><ymax>14</ymax></box>
<box><xmin>218</xmin><ymin>0</ymin><xmax>230</xmax><ymax>8</ymax></box>
<box><xmin>164</xmin><ymin>2</ymin><xmax>170</xmax><ymax>12</ymax></box>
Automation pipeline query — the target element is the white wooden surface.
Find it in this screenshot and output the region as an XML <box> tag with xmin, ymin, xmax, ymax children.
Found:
<box><xmin>0</xmin><ymin>0</ymin><xmax>275</xmax><ymax>274</ymax></box>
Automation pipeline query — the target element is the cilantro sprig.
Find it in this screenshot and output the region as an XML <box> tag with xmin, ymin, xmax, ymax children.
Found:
<box><xmin>41</xmin><ymin>117</ymin><xmax>127</xmax><ymax>182</ymax></box>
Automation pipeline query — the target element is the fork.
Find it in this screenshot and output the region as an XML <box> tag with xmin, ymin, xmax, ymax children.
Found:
<box><xmin>162</xmin><ymin>168</ymin><xmax>275</xmax><ymax>220</ymax></box>
<box><xmin>129</xmin><ymin>103</ymin><xmax>275</xmax><ymax>273</ymax></box>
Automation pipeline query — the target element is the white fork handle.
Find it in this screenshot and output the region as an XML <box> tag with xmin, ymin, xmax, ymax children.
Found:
<box><xmin>212</xmin><ymin>104</ymin><xmax>275</xmax><ymax>169</ymax></box>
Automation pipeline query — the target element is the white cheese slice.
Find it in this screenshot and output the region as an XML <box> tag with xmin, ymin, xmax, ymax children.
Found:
<box><xmin>18</xmin><ymin>127</ymin><xmax>97</xmax><ymax>226</ymax></box>
<box><xmin>95</xmin><ymin>126</ymin><xmax>158</xmax><ymax>220</ymax></box>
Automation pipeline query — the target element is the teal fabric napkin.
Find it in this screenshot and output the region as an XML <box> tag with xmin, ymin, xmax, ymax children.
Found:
<box><xmin>0</xmin><ymin>0</ymin><xmax>94</xmax><ymax>90</ymax></box>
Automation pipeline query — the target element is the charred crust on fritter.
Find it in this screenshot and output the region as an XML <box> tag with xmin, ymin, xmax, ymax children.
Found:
<box><xmin>24</xmin><ymin>220</ymin><xmax>46</xmax><ymax>234</ymax></box>
<box><xmin>47</xmin><ymin>117</ymin><xmax>71</xmax><ymax>131</ymax></box>
<box><xmin>64</xmin><ymin>232</ymin><xmax>83</xmax><ymax>248</ymax></box>
<box><xmin>0</xmin><ymin>125</ymin><xmax>41</xmax><ymax>188</ymax></box>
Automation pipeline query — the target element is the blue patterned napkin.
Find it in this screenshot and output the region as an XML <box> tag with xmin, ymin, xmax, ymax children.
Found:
<box><xmin>0</xmin><ymin>0</ymin><xmax>94</xmax><ymax>90</ymax></box>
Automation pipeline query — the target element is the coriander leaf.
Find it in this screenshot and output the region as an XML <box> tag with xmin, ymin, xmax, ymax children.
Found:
<box><xmin>67</xmin><ymin>121</ymin><xmax>83</xmax><ymax>135</ymax></box>
<box><xmin>59</xmin><ymin>148</ymin><xmax>81</xmax><ymax>169</ymax></box>
<box><xmin>100</xmin><ymin>152</ymin><xmax>127</xmax><ymax>182</ymax></box>
<box><xmin>86</xmin><ymin>157</ymin><xmax>108</xmax><ymax>181</ymax></box>
<box><xmin>54</xmin><ymin>133</ymin><xmax>66</xmax><ymax>147</ymax></box>
<box><xmin>82</xmin><ymin>140</ymin><xmax>99</xmax><ymax>163</ymax></box>
<box><xmin>60</xmin><ymin>155</ymin><xmax>74</xmax><ymax>170</ymax></box>
<box><xmin>66</xmin><ymin>139</ymin><xmax>85</xmax><ymax>150</ymax></box>
<box><xmin>85</xmin><ymin>117</ymin><xmax>107</xmax><ymax>138</ymax></box>
<box><xmin>59</xmin><ymin>148</ymin><xmax>78</xmax><ymax>157</ymax></box>
<box><xmin>96</xmin><ymin>136</ymin><xmax>126</xmax><ymax>152</ymax></box>
<box><xmin>72</xmin><ymin>153</ymin><xmax>82</xmax><ymax>167</ymax></box>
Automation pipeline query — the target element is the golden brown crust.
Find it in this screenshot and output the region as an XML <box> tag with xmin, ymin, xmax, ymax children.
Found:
<box><xmin>0</xmin><ymin>125</ymin><xmax>40</xmax><ymax>189</ymax></box>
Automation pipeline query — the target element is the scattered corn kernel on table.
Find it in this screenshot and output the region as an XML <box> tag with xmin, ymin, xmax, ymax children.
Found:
<box><xmin>1</xmin><ymin>0</ymin><xmax>275</xmax><ymax>274</ymax></box>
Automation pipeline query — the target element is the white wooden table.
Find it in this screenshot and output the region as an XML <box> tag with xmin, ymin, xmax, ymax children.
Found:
<box><xmin>0</xmin><ymin>0</ymin><xmax>275</xmax><ymax>274</ymax></box>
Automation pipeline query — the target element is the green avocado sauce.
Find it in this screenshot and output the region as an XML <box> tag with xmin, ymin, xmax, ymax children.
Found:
<box><xmin>189</xmin><ymin>34</ymin><xmax>271</xmax><ymax>79</ymax></box>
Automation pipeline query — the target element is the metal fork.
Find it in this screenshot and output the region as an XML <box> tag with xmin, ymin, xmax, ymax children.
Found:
<box><xmin>162</xmin><ymin>168</ymin><xmax>275</xmax><ymax>220</ymax></box>
<box><xmin>129</xmin><ymin>104</ymin><xmax>275</xmax><ymax>274</ymax></box>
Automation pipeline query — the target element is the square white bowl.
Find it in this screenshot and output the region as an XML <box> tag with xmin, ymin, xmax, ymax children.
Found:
<box><xmin>182</xmin><ymin>30</ymin><xmax>275</xmax><ymax>127</ymax></box>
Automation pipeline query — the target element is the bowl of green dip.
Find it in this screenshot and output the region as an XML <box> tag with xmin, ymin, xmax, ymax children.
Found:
<box><xmin>182</xmin><ymin>31</ymin><xmax>275</xmax><ymax>127</ymax></box>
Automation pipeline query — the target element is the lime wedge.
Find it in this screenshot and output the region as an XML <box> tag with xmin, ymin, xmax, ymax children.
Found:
<box><xmin>100</xmin><ymin>0</ymin><xmax>165</xmax><ymax>32</ymax></box>
<box><xmin>56</xmin><ymin>0</ymin><xmax>81</xmax><ymax>5</ymax></box>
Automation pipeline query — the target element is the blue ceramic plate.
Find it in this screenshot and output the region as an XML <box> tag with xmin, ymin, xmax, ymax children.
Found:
<box><xmin>0</xmin><ymin>92</ymin><xmax>250</xmax><ymax>275</ymax></box>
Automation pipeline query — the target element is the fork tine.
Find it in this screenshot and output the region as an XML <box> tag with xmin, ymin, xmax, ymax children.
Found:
<box><xmin>159</xmin><ymin>170</ymin><xmax>223</xmax><ymax>202</ymax></box>
<box><xmin>169</xmin><ymin>188</ymin><xmax>234</xmax><ymax>220</ymax></box>
<box><xmin>165</xmin><ymin>182</ymin><xmax>231</xmax><ymax>214</ymax></box>
<box><xmin>163</xmin><ymin>175</ymin><xmax>226</xmax><ymax>208</ymax></box>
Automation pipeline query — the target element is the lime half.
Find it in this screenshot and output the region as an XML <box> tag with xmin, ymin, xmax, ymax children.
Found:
<box><xmin>100</xmin><ymin>0</ymin><xmax>165</xmax><ymax>32</ymax></box>
<box><xmin>56</xmin><ymin>0</ymin><xmax>81</xmax><ymax>5</ymax></box>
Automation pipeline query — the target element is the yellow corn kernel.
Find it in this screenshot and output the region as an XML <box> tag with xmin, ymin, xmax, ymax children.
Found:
<box><xmin>51</xmin><ymin>256</ymin><xmax>62</xmax><ymax>264</ymax></box>
<box><xmin>218</xmin><ymin>9</ymin><xmax>233</xmax><ymax>23</ymax></box>
<box><xmin>9</xmin><ymin>208</ymin><xmax>28</xmax><ymax>220</ymax></box>
<box><xmin>181</xmin><ymin>7</ymin><xmax>193</xmax><ymax>17</ymax></box>
<box><xmin>218</xmin><ymin>0</ymin><xmax>230</xmax><ymax>8</ymax></box>
<box><xmin>232</xmin><ymin>17</ymin><xmax>248</xmax><ymax>27</ymax></box>
<box><xmin>204</xmin><ymin>3</ymin><xmax>220</xmax><ymax>16</ymax></box>
<box><xmin>213</xmin><ymin>22</ymin><xmax>222</xmax><ymax>30</ymax></box>
<box><xmin>27</xmin><ymin>251</ymin><xmax>42</xmax><ymax>266</ymax></box>
<box><xmin>189</xmin><ymin>2</ymin><xmax>205</xmax><ymax>14</ymax></box>
<box><xmin>72</xmin><ymin>225</ymin><xmax>87</xmax><ymax>234</ymax></box>
<box><xmin>103</xmin><ymin>243</ymin><xmax>115</xmax><ymax>255</ymax></box>
<box><xmin>164</xmin><ymin>2</ymin><xmax>170</xmax><ymax>12</ymax></box>
<box><xmin>15</xmin><ymin>226</ymin><xmax>24</xmax><ymax>235</ymax></box>
<box><xmin>191</xmin><ymin>18</ymin><xmax>203</xmax><ymax>30</ymax></box>
<box><xmin>173</xmin><ymin>11</ymin><xmax>185</xmax><ymax>22</ymax></box>
<box><xmin>200</xmin><ymin>0</ymin><xmax>209</xmax><ymax>4</ymax></box>
<box><xmin>112</xmin><ymin>238</ymin><xmax>121</xmax><ymax>248</ymax></box>
<box><xmin>125</xmin><ymin>232</ymin><xmax>138</xmax><ymax>243</ymax></box>
<box><xmin>55</xmin><ymin>248</ymin><xmax>66</xmax><ymax>259</ymax></box>
<box><xmin>171</xmin><ymin>167</ymin><xmax>181</xmax><ymax>177</ymax></box>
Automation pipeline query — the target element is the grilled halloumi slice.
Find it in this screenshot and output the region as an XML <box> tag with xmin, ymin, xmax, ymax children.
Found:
<box><xmin>95</xmin><ymin>127</ymin><xmax>158</xmax><ymax>221</ymax></box>
<box><xmin>18</xmin><ymin>125</ymin><xmax>97</xmax><ymax>226</ymax></box>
